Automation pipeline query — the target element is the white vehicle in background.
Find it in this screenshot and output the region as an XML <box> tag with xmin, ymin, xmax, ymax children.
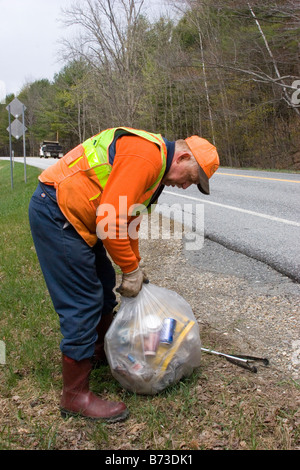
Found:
<box><xmin>39</xmin><ymin>141</ymin><xmax>63</xmax><ymax>159</ymax></box>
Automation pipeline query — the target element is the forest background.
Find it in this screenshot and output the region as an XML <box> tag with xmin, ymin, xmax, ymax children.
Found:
<box><xmin>0</xmin><ymin>0</ymin><xmax>299</xmax><ymax>170</ymax></box>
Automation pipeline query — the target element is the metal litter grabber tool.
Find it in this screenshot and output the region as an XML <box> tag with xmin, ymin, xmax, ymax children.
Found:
<box><xmin>201</xmin><ymin>347</ymin><xmax>269</xmax><ymax>373</ymax></box>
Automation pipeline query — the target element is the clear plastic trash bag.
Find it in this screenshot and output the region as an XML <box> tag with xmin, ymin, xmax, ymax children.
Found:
<box><xmin>104</xmin><ymin>283</ymin><xmax>202</xmax><ymax>395</ymax></box>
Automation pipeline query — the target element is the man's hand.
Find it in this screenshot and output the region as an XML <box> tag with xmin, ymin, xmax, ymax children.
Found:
<box><xmin>116</xmin><ymin>267</ymin><xmax>144</xmax><ymax>297</ymax></box>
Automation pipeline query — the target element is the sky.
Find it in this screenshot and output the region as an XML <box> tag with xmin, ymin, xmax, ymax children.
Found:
<box><xmin>0</xmin><ymin>0</ymin><xmax>74</xmax><ymax>99</ymax></box>
<box><xmin>0</xmin><ymin>0</ymin><xmax>174</xmax><ymax>102</ymax></box>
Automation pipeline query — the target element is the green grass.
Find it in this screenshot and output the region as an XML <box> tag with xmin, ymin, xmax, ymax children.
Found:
<box><xmin>0</xmin><ymin>162</ymin><xmax>60</xmax><ymax>383</ymax></box>
<box><xmin>0</xmin><ymin>161</ymin><xmax>299</xmax><ymax>451</ymax></box>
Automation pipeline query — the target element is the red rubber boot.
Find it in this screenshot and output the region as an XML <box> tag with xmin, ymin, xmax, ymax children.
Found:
<box><xmin>60</xmin><ymin>355</ymin><xmax>128</xmax><ymax>422</ymax></box>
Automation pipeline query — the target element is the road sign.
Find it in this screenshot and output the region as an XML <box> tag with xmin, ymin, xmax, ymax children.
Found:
<box><xmin>7</xmin><ymin>118</ymin><xmax>27</xmax><ymax>140</ymax></box>
<box><xmin>6</xmin><ymin>97</ymin><xmax>26</xmax><ymax>118</ymax></box>
<box><xmin>6</xmin><ymin>98</ymin><xmax>27</xmax><ymax>187</ymax></box>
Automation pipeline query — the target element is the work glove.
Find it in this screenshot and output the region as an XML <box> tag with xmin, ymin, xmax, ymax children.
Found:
<box><xmin>142</xmin><ymin>269</ymin><xmax>150</xmax><ymax>284</ymax></box>
<box><xmin>116</xmin><ymin>266</ymin><xmax>149</xmax><ymax>298</ymax></box>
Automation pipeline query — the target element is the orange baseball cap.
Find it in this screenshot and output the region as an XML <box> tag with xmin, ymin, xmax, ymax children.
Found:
<box><xmin>185</xmin><ymin>136</ymin><xmax>220</xmax><ymax>194</ymax></box>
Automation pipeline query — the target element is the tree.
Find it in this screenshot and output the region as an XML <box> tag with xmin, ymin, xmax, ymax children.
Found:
<box><xmin>169</xmin><ymin>0</ymin><xmax>300</xmax><ymax>168</ymax></box>
<box><xmin>60</xmin><ymin>0</ymin><xmax>150</xmax><ymax>126</ymax></box>
<box><xmin>0</xmin><ymin>94</ymin><xmax>15</xmax><ymax>156</ymax></box>
<box><xmin>19</xmin><ymin>80</ymin><xmax>52</xmax><ymax>156</ymax></box>
<box><xmin>51</xmin><ymin>60</ymin><xmax>92</xmax><ymax>144</ymax></box>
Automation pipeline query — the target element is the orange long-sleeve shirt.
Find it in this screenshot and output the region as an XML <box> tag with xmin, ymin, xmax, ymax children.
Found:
<box><xmin>96</xmin><ymin>135</ymin><xmax>163</xmax><ymax>273</ymax></box>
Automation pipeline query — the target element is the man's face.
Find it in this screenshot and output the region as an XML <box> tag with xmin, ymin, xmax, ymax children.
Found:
<box><xmin>162</xmin><ymin>156</ymin><xmax>200</xmax><ymax>190</ymax></box>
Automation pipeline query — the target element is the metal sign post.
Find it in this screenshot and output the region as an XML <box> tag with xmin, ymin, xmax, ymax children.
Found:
<box><xmin>6</xmin><ymin>98</ymin><xmax>27</xmax><ymax>187</ymax></box>
<box><xmin>22</xmin><ymin>104</ymin><xmax>27</xmax><ymax>183</ymax></box>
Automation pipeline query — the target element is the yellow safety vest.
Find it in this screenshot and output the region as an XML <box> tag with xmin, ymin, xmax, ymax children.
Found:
<box><xmin>39</xmin><ymin>127</ymin><xmax>167</xmax><ymax>246</ymax></box>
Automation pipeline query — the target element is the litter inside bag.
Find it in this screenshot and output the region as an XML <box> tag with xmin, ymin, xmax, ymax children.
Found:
<box><xmin>105</xmin><ymin>283</ymin><xmax>202</xmax><ymax>395</ymax></box>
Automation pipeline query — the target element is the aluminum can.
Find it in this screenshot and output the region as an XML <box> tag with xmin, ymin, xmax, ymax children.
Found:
<box><xmin>143</xmin><ymin>314</ymin><xmax>162</xmax><ymax>356</ymax></box>
<box><xmin>160</xmin><ymin>318</ymin><xmax>177</xmax><ymax>344</ymax></box>
<box><xmin>144</xmin><ymin>331</ymin><xmax>160</xmax><ymax>356</ymax></box>
<box><xmin>127</xmin><ymin>353</ymin><xmax>143</xmax><ymax>372</ymax></box>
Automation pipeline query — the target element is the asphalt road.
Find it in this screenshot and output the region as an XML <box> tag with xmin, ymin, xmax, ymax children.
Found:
<box><xmin>159</xmin><ymin>168</ymin><xmax>300</xmax><ymax>283</ymax></box>
<box><xmin>2</xmin><ymin>157</ymin><xmax>300</xmax><ymax>283</ymax></box>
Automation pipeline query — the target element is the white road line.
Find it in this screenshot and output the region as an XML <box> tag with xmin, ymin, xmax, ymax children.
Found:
<box><xmin>163</xmin><ymin>190</ymin><xmax>300</xmax><ymax>227</ymax></box>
